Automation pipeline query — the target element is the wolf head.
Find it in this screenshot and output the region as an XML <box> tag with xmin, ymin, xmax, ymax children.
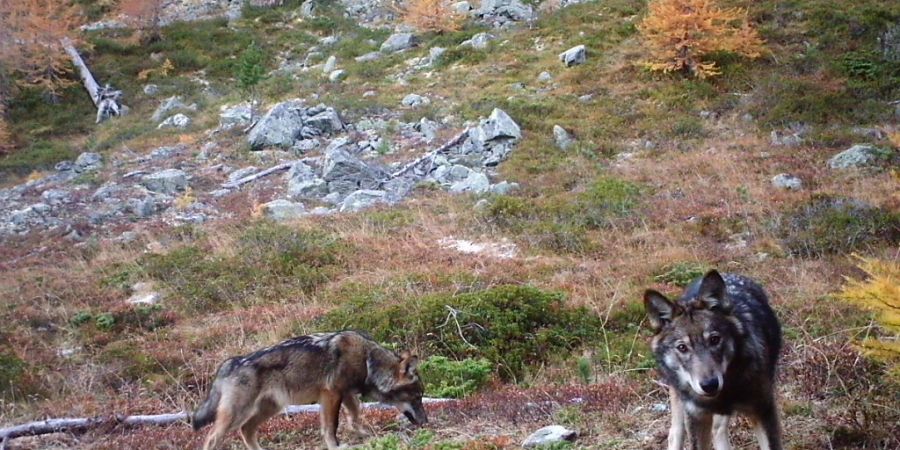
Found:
<box><xmin>644</xmin><ymin>270</ymin><xmax>741</xmax><ymax>399</ymax></box>
<box><xmin>366</xmin><ymin>348</ymin><xmax>428</xmax><ymax>425</ymax></box>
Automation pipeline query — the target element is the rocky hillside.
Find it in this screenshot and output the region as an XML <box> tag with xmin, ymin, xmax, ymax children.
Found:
<box><xmin>0</xmin><ymin>0</ymin><xmax>898</xmax><ymax>448</ymax></box>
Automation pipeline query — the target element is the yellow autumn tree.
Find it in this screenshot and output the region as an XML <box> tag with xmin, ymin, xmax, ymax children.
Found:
<box><xmin>840</xmin><ymin>256</ymin><xmax>900</xmax><ymax>380</ymax></box>
<box><xmin>639</xmin><ymin>0</ymin><xmax>765</xmax><ymax>78</ymax></box>
<box><xmin>402</xmin><ymin>0</ymin><xmax>464</xmax><ymax>34</ymax></box>
<box><xmin>0</xmin><ymin>0</ymin><xmax>83</xmax><ymax>97</ymax></box>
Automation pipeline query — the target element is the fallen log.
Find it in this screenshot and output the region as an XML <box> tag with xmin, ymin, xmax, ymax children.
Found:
<box><xmin>221</xmin><ymin>160</ymin><xmax>298</xmax><ymax>189</ymax></box>
<box><xmin>387</xmin><ymin>129</ymin><xmax>469</xmax><ymax>180</ymax></box>
<box><xmin>0</xmin><ymin>398</ymin><xmax>451</xmax><ymax>444</ymax></box>
<box><xmin>61</xmin><ymin>37</ymin><xmax>123</xmax><ymax>123</ymax></box>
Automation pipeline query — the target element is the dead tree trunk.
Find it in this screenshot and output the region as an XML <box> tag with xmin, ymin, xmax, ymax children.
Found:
<box><xmin>0</xmin><ymin>399</ymin><xmax>452</xmax><ymax>445</ymax></box>
<box><xmin>61</xmin><ymin>38</ymin><xmax>123</xmax><ymax>123</ymax></box>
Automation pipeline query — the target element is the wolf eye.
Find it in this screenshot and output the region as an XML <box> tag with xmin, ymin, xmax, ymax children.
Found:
<box><xmin>709</xmin><ymin>335</ymin><xmax>721</xmax><ymax>346</ymax></box>
<box><xmin>676</xmin><ymin>344</ymin><xmax>689</xmax><ymax>353</ymax></box>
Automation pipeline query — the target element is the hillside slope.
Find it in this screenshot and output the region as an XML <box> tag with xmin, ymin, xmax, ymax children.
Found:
<box><xmin>0</xmin><ymin>0</ymin><xmax>898</xmax><ymax>448</ymax></box>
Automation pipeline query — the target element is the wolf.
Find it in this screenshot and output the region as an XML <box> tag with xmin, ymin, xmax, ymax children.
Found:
<box><xmin>191</xmin><ymin>331</ymin><xmax>428</xmax><ymax>450</ymax></box>
<box><xmin>643</xmin><ymin>270</ymin><xmax>783</xmax><ymax>450</ymax></box>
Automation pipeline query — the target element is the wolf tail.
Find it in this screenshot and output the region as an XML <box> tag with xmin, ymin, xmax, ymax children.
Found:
<box><xmin>191</xmin><ymin>358</ymin><xmax>239</xmax><ymax>431</ymax></box>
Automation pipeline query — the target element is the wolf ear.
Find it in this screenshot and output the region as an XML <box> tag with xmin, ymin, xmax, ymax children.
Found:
<box><xmin>366</xmin><ymin>347</ymin><xmax>398</xmax><ymax>393</ymax></box>
<box><xmin>644</xmin><ymin>290</ymin><xmax>679</xmax><ymax>332</ymax></box>
<box><xmin>399</xmin><ymin>352</ymin><xmax>419</xmax><ymax>380</ymax></box>
<box><xmin>697</xmin><ymin>270</ymin><xmax>732</xmax><ymax>313</ymax></box>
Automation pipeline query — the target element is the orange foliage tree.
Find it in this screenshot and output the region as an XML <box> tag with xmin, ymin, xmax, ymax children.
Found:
<box><xmin>0</xmin><ymin>0</ymin><xmax>83</xmax><ymax>98</ymax></box>
<box><xmin>639</xmin><ymin>0</ymin><xmax>765</xmax><ymax>78</ymax></box>
<box><xmin>402</xmin><ymin>0</ymin><xmax>464</xmax><ymax>34</ymax></box>
<box><xmin>117</xmin><ymin>0</ymin><xmax>165</xmax><ymax>43</ymax></box>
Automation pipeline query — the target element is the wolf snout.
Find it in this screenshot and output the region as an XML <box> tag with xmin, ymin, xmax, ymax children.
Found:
<box><xmin>700</xmin><ymin>377</ymin><xmax>721</xmax><ymax>395</ymax></box>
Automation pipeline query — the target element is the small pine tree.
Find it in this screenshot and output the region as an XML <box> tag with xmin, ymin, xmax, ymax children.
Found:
<box><xmin>639</xmin><ymin>0</ymin><xmax>765</xmax><ymax>78</ymax></box>
<box><xmin>236</xmin><ymin>43</ymin><xmax>267</xmax><ymax>93</ymax></box>
<box><xmin>402</xmin><ymin>0</ymin><xmax>464</xmax><ymax>34</ymax></box>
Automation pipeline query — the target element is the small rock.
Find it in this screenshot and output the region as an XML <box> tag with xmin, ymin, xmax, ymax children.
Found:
<box><xmin>559</xmin><ymin>45</ymin><xmax>586</xmax><ymax>67</ymax></box>
<box><xmin>381</xmin><ymin>33</ymin><xmax>418</xmax><ymax>53</ymax></box>
<box><xmin>828</xmin><ymin>144</ymin><xmax>880</xmax><ymax>169</ymax></box>
<box><xmin>157</xmin><ymin>113</ymin><xmax>192</xmax><ymax>129</ymax></box>
<box><xmin>320</xmin><ymin>35</ymin><xmax>339</xmax><ymax>46</ymax></box>
<box><xmin>459</xmin><ymin>32</ymin><xmax>496</xmax><ymax>50</ymax></box>
<box><xmin>74</xmin><ymin>152</ymin><xmax>103</xmax><ymax>173</ymax></box>
<box><xmin>489</xmin><ymin>181</ymin><xmax>519</xmax><ymax>195</ymax></box>
<box><xmin>219</xmin><ymin>102</ymin><xmax>253</xmax><ymax>130</ymax></box>
<box><xmin>401</xmin><ymin>93</ymin><xmax>430</xmax><ymax>107</ymax></box>
<box><xmin>450</xmin><ymin>171</ymin><xmax>490</xmax><ymax>193</ymax></box>
<box><xmin>328</xmin><ymin>69</ymin><xmax>347</xmax><ymax>82</ymax></box>
<box><xmin>428</xmin><ymin>47</ymin><xmax>446</xmax><ymax>65</ymax></box>
<box><xmin>151</xmin><ymin>96</ymin><xmax>196</xmax><ymax>123</ymax></box>
<box><xmin>323</xmin><ymin>55</ymin><xmax>337</xmax><ymax>74</ymax></box>
<box><xmin>537</xmin><ymin>71</ymin><xmax>552</xmax><ymax>83</ymax></box>
<box><xmin>41</xmin><ymin>189</ymin><xmax>70</xmax><ymax>205</ymax></box>
<box><xmin>340</xmin><ymin>189</ymin><xmax>389</xmax><ymax>212</ymax></box>
<box><xmin>453</xmin><ymin>1</ymin><xmax>472</xmax><ymax>14</ymax></box>
<box><xmin>522</xmin><ymin>425</ymin><xmax>577</xmax><ymax>448</ymax></box>
<box><xmin>355</xmin><ymin>51</ymin><xmax>382</xmax><ymax>63</ymax></box>
<box><xmin>578</xmin><ymin>94</ymin><xmax>593</xmax><ymax>103</ymax></box>
<box><xmin>143</xmin><ymin>84</ymin><xmax>159</xmax><ymax>96</ymax></box>
<box><xmin>771</xmin><ymin>173</ymin><xmax>803</xmax><ymax>190</ymax></box>
<box><xmin>260</xmin><ymin>199</ymin><xmax>306</xmax><ymax>221</ymax></box>
<box><xmin>141</xmin><ymin>169</ymin><xmax>188</xmax><ymax>194</ymax></box>
<box><xmin>553</xmin><ymin>125</ymin><xmax>574</xmax><ymax>150</ymax></box>
<box><xmin>300</xmin><ymin>0</ymin><xmax>315</xmax><ymax>17</ymax></box>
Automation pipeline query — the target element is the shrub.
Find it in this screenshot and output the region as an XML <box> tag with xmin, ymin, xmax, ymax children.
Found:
<box><xmin>777</xmin><ymin>197</ymin><xmax>900</xmax><ymax>257</ymax></box>
<box><xmin>0</xmin><ymin>350</ymin><xmax>25</xmax><ymax>397</ymax></box>
<box><xmin>575</xmin><ymin>177</ymin><xmax>642</xmax><ymax>229</ymax></box>
<box><xmin>418</xmin><ymin>356</ymin><xmax>492</xmax><ymax>398</ymax></box>
<box><xmin>321</xmin><ymin>285</ymin><xmax>602</xmax><ymax>380</ymax></box>
<box><xmin>402</xmin><ymin>0</ymin><xmax>464</xmax><ymax>34</ymax></box>
<box><xmin>839</xmin><ymin>256</ymin><xmax>899</xmax><ymax>381</ymax></box>
<box><xmin>138</xmin><ymin>223</ymin><xmax>346</xmax><ymax>311</ymax></box>
<box><xmin>236</xmin><ymin>42</ymin><xmax>267</xmax><ymax>93</ymax></box>
<box><xmin>639</xmin><ymin>0</ymin><xmax>765</xmax><ymax>78</ymax></box>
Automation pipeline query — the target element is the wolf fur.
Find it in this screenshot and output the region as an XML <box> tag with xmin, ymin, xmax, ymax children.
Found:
<box><xmin>644</xmin><ymin>270</ymin><xmax>783</xmax><ymax>450</ymax></box>
<box><xmin>191</xmin><ymin>331</ymin><xmax>427</xmax><ymax>450</ymax></box>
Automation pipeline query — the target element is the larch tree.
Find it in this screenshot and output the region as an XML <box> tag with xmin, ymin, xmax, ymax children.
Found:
<box><xmin>402</xmin><ymin>0</ymin><xmax>464</xmax><ymax>34</ymax></box>
<box><xmin>0</xmin><ymin>0</ymin><xmax>84</xmax><ymax>100</ymax></box>
<box><xmin>639</xmin><ymin>0</ymin><xmax>765</xmax><ymax>78</ymax></box>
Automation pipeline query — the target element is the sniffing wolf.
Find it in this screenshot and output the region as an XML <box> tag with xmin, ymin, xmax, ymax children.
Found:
<box><xmin>643</xmin><ymin>270</ymin><xmax>783</xmax><ymax>450</ymax></box>
<box><xmin>191</xmin><ymin>331</ymin><xmax>428</xmax><ymax>450</ymax></box>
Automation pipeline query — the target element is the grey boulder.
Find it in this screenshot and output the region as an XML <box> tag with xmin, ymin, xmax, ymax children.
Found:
<box><xmin>339</xmin><ymin>189</ymin><xmax>389</xmax><ymax>212</ymax></box>
<box><xmin>260</xmin><ymin>199</ymin><xmax>306</xmax><ymax>221</ymax></box>
<box><xmin>559</xmin><ymin>45</ymin><xmax>586</xmax><ymax>67</ymax></box>
<box><xmin>828</xmin><ymin>144</ymin><xmax>881</xmax><ymax>169</ymax></box>
<box><xmin>380</xmin><ymin>33</ymin><xmax>418</xmax><ymax>53</ymax></box>
<box><xmin>141</xmin><ymin>169</ymin><xmax>188</xmax><ymax>194</ymax></box>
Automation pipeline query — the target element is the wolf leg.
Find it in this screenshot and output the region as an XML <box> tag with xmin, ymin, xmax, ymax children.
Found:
<box><xmin>320</xmin><ymin>390</ymin><xmax>344</xmax><ymax>450</ymax></box>
<box><xmin>203</xmin><ymin>406</ymin><xmax>237</xmax><ymax>450</ymax></box>
<box><xmin>342</xmin><ymin>393</ymin><xmax>373</xmax><ymax>438</ymax></box>
<box><xmin>687</xmin><ymin>413</ymin><xmax>713</xmax><ymax>450</ymax></box>
<box><xmin>751</xmin><ymin>401</ymin><xmax>782</xmax><ymax>450</ymax></box>
<box><xmin>667</xmin><ymin>387</ymin><xmax>686</xmax><ymax>450</ymax></box>
<box><xmin>240</xmin><ymin>398</ymin><xmax>281</xmax><ymax>450</ymax></box>
<box><xmin>712</xmin><ymin>415</ymin><xmax>731</xmax><ymax>450</ymax></box>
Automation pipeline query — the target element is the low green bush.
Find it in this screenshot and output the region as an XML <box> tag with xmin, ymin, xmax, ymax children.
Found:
<box><xmin>777</xmin><ymin>196</ymin><xmax>900</xmax><ymax>257</ymax></box>
<box><xmin>321</xmin><ymin>285</ymin><xmax>602</xmax><ymax>380</ymax></box>
<box><xmin>418</xmin><ymin>356</ymin><xmax>492</xmax><ymax>398</ymax></box>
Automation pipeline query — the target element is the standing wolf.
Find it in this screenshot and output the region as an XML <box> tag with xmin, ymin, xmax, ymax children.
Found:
<box><xmin>643</xmin><ymin>270</ymin><xmax>783</xmax><ymax>450</ymax></box>
<box><xmin>191</xmin><ymin>331</ymin><xmax>428</xmax><ymax>450</ymax></box>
